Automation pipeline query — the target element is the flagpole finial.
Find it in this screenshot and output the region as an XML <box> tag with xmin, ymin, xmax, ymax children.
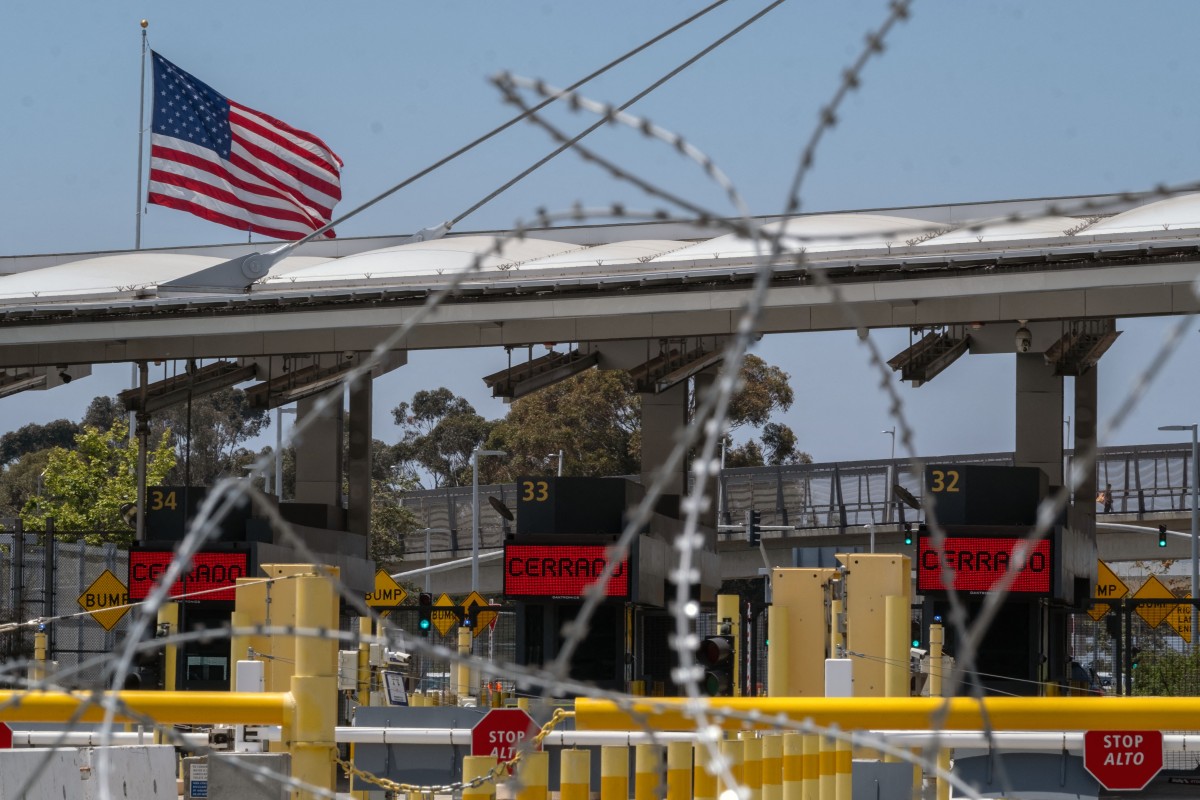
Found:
<box><xmin>140</xmin><ymin>19</ymin><xmax>148</xmax><ymax>29</ymax></box>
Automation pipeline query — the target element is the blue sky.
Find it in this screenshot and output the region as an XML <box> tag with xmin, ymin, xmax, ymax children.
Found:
<box><xmin>2</xmin><ymin>1</ymin><xmax>1199</xmax><ymax>466</ymax></box>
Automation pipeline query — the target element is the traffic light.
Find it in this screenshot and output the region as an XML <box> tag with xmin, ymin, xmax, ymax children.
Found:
<box><xmin>746</xmin><ymin>510</ymin><xmax>761</xmax><ymax>546</ymax></box>
<box><xmin>697</xmin><ymin>628</ymin><xmax>734</xmax><ymax>696</ymax></box>
<box><xmin>904</xmin><ymin>524</ymin><xmax>913</xmax><ymax>546</ymax></box>
<box><xmin>1159</xmin><ymin>525</ymin><xmax>1168</xmax><ymax>547</ymax></box>
<box><xmin>1130</xmin><ymin>646</ymin><xmax>1142</xmax><ymax>670</ymax></box>
<box><xmin>418</xmin><ymin>592</ymin><xmax>433</xmax><ymax>635</ymax></box>
<box><xmin>911</xmin><ymin>619</ymin><xmax>922</xmax><ymax>649</ymax></box>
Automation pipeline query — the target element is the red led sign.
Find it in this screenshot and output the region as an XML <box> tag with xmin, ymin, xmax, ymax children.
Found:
<box><xmin>917</xmin><ymin>535</ymin><xmax>1052</xmax><ymax>594</ymax></box>
<box><xmin>128</xmin><ymin>550</ymin><xmax>250</xmax><ymax>602</ymax></box>
<box><xmin>504</xmin><ymin>544</ymin><xmax>629</xmax><ymax>599</ymax></box>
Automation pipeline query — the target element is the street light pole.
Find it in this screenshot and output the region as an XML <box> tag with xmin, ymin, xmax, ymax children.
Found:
<box><xmin>1160</xmin><ymin>424</ymin><xmax>1199</xmax><ymax>650</ymax></box>
<box><xmin>882</xmin><ymin>428</ymin><xmax>896</xmax><ymax>524</ymax></box>
<box><xmin>471</xmin><ymin>448</ymin><xmax>507</xmax><ymax>592</ymax></box>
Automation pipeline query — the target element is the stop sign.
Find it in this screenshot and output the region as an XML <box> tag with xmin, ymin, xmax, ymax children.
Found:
<box><xmin>471</xmin><ymin>708</ymin><xmax>540</xmax><ymax>761</ymax></box>
<box><xmin>1084</xmin><ymin>730</ymin><xmax>1163</xmax><ymax>791</ymax></box>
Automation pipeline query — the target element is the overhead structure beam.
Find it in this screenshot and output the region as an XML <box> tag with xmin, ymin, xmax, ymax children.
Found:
<box><xmin>0</xmin><ymin>372</ymin><xmax>47</xmax><ymax>398</ymax></box>
<box><xmin>626</xmin><ymin>342</ymin><xmax>724</xmax><ymax>394</ymax></box>
<box><xmin>1043</xmin><ymin>319</ymin><xmax>1121</xmax><ymax>376</ymax></box>
<box><xmin>117</xmin><ymin>360</ymin><xmax>257</xmax><ymax>414</ymax></box>
<box><xmin>245</xmin><ymin>360</ymin><xmax>356</xmax><ymax>410</ymax></box>
<box><xmin>886</xmin><ymin>327</ymin><xmax>970</xmax><ymax>387</ymax></box>
<box><xmin>482</xmin><ymin>348</ymin><xmax>599</xmax><ymax>399</ymax></box>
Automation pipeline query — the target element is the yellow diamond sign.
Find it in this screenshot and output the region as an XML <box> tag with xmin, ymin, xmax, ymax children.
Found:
<box><xmin>432</xmin><ymin>592</ymin><xmax>459</xmax><ymax>636</ymax></box>
<box><xmin>461</xmin><ymin>590</ymin><xmax>497</xmax><ymax>638</ymax></box>
<box><xmin>77</xmin><ymin>569</ymin><xmax>130</xmax><ymax>632</ymax></box>
<box><xmin>1133</xmin><ymin>574</ymin><xmax>1178</xmax><ymax>629</ymax></box>
<box><xmin>1089</xmin><ymin>560</ymin><xmax>1130</xmax><ymax>621</ymax></box>
<box><xmin>1166</xmin><ymin>595</ymin><xmax>1193</xmax><ymax>643</ymax></box>
<box><xmin>365</xmin><ymin>570</ymin><xmax>408</xmax><ymax>608</ymax></box>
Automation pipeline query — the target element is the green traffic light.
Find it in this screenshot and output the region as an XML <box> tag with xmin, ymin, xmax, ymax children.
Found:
<box><xmin>419</xmin><ymin>618</ymin><xmax>431</xmax><ymax>630</ymax></box>
<box><xmin>911</xmin><ymin>639</ymin><xmax>920</xmax><ymax>648</ymax></box>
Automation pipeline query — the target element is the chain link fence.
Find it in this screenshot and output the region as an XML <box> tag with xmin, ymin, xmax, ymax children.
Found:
<box><xmin>0</xmin><ymin>528</ymin><xmax>131</xmax><ymax>689</ymax></box>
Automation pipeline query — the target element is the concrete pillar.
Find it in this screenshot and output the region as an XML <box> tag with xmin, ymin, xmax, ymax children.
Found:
<box><xmin>1015</xmin><ymin>353</ymin><xmax>1063</xmax><ymax>482</ymax></box>
<box><xmin>294</xmin><ymin>393</ymin><xmax>344</xmax><ymax>507</ymax></box>
<box><xmin>640</xmin><ymin>382</ymin><xmax>688</xmax><ymax>501</ymax></box>
<box><xmin>347</xmin><ymin>373</ymin><xmax>373</xmax><ymax>537</ymax></box>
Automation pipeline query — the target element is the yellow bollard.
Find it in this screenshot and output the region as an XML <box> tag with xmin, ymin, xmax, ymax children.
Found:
<box><xmin>740</xmin><ymin>732</ymin><xmax>763</xmax><ymax>800</ymax></box>
<box><xmin>561</xmin><ymin>749</ymin><xmax>591</xmax><ymax>800</ymax></box>
<box><xmin>634</xmin><ymin>744</ymin><xmax>663</xmax><ymax>800</ymax></box>
<box><xmin>801</xmin><ymin>734</ymin><xmax>819</xmax><ymax>800</ymax></box>
<box><xmin>818</xmin><ymin>736</ymin><xmax>834</xmax><ymax>800</ymax></box>
<box><xmin>782</xmin><ymin>733</ymin><xmax>803</xmax><ymax>800</ymax></box>
<box><xmin>601</xmin><ymin>745</ymin><xmax>629</xmax><ymax>800</ymax></box>
<box><xmin>29</xmin><ymin>630</ymin><xmax>47</xmax><ymax>685</ymax></box>
<box><xmin>515</xmin><ymin>751</ymin><xmax>549</xmax><ymax>800</ymax></box>
<box><xmin>357</xmin><ymin>616</ymin><xmax>372</xmax><ymax>706</ymax></box>
<box><xmin>762</xmin><ymin>734</ymin><xmax>783</xmax><ymax>800</ymax></box>
<box><xmin>834</xmin><ymin>738</ymin><xmax>851</xmax><ymax>800</ymax></box>
<box><xmin>667</xmin><ymin>740</ymin><xmax>692</xmax><ymax>800</ymax></box>
<box><xmin>720</xmin><ymin>737</ymin><xmax>744</xmax><ymax>797</ymax></box>
<box><xmin>457</xmin><ymin>627</ymin><xmax>472</xmax><ymax>702</ymax></box>
<box><xmin>288</xmin><ymin>574</ymin><xmax>338</xmax><ymax>798</ymax></box>
<box><xmin>463</xmin><ymin>755</ymin><xmax>498</xmax><ymax>800</ymax></box>
<box><xmin>694</xmin><ymin>742</ymin><xmax>717</xmax><ymax>800</ymax></box>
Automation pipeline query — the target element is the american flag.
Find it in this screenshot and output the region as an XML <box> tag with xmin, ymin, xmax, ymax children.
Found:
<box><xmin>148</xmin><ymin>51</ymin><xmax>343</xmax><ymax>240</ymax></box>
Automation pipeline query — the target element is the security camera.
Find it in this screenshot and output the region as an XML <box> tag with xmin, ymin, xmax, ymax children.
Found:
<box><xmin>1015</xmin><ymin>326</ymin><xmax>1033</xmax><ymax>353</ymax></box>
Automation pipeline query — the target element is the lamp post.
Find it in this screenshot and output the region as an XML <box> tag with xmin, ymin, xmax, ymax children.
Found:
<box><xmin>1159</xmin><ymin>423</ymin><xmax>1198</xmax><ymax>650</ymax></box>
<box><xmin>547</xmin><ymin>450</ymin><xmax>564</xmax><ymax>477</ymax></box>
<box><xmin>471</xmin><ymin>448</ymin><xmax>507</xmax><ymax>592</ymax></box>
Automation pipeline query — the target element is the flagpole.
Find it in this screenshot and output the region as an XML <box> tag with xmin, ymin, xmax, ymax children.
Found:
<box><xmin>134</xmin><ymin>19</ymin><xmax>148</xmax><ymax>250</ymax></box>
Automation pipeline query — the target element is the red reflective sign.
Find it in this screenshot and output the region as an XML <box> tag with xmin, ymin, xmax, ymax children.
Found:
<box><xmin>917</xmin><ymin>535</ymin><xmax>1052</xmax><ymax>594</ymax></box>
<box><xmin>472</xmin><ymin>708</ymin><xmax>540</xmax><ymax>761</ymax></box>
<box><xmin>128</xmin><ymin>550</ymin><xmax>250</xmax><ymax>601</ymax></box>
<box><xmin>1084</xmin><ymin>730</ymin><xmax>1163</xmax><ymax>791</ymax></box>
<box><xmin>504</xmin><ymin>544</ymin><xmax>629</xmax><ymax>598</ymax></box>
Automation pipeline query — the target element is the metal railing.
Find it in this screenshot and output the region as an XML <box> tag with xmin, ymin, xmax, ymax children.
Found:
<box><xmin>399</xmin><ymin>443</ymin><xmax>1196</xmax><ymax>556</ymax></box>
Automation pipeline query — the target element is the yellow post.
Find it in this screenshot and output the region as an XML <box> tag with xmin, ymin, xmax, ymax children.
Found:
<box><xmin>157</xmin><ymin>602</ymin><xmax>178</xmax><ymax>692</ymax></box>
<box><xmin>635</xmin><ymin>744</ymin><xmax>663</xmax><ymax>800</ymax></box>
<box><xmin>936</xmin><ymin>750</ymin><xmax>951</xmax><ymax>800</ymax></box>
<box><xmin>457</xmin><ymin>626</ymin><xmax>472</xmax><ymax>702</ymax></box>
<box><xmin>782</xmin><ymin>733</ymin><xmax>803</xmax><ymax>800</ymax></box>
<box><xmin>561</xmin><ymin>749</ymin><xmax>591</xmax><ymax>800</ymax></box>
<box><xmin>287</xmin><ymin>573</ymin><xmax>338</xmax><ymax>799</ymax></box>
<box><xmin>463</xmin><ymin>755</ymin><xmax>498</xmax><ymax>800</ymax></box>
<box><xmin>357</xmin><ymin>616</ymin><xmax>373</xmax><ymax>706</ymax></box>
<box><xmin>801</xmin><ymin>734</ymin><xmax>819</xmax><ymax>800</ymax></box>
<box><xmin>515</xmin><ymin>751</ymin><xmax>549</xmax><ymax>800</ymax></box>
<box><xmin>29</xmin><ymin>630</ymin><xmax>47</xmax><ymax>684</ymax></box>
<box><xmin>719</xmin><ymin>737</ymin><xmax>744</xmax><ymax>796</ymax></box>
<box><xmin>740</xmin><ymin>732</ymin><xmax>763</xmax><ymax>800</ymax></box>
<box><xmin>667</xmin><ymin>740</ymin><xmax>692</xmax><ymax>800</ymax></box>
<box><xmin>929</xmin><ymin>623</ymin><xmax>944</xmax><ymax>697</ymax></box>
<box><xmin>601</xmin><ymin>745</ymin><xmax>629</xmax><ymax>800</ymax></box>
<box><xmin>762</xmin><ymin>734</ymin><xmax>783</xmax><ymax>800</ymax></box>
<box><xmin>694</xmin><ymin>742</ymin><xmax>717</xmax><ymax>800</ymax></box>
<box><xmin>717</xmin><ymin>594</ymin><xmax>741</xmax><ymax>696</ymax></box>
<box><xmin>930</xmin><ymin>622</ymin><xmax>949</xmax><ymax>800</ymax></box>
<box><xmin>818</xmin><ymin>736</ymin><xmax>834</xmax><ymax>800</ymax></box>
<box><xmin>833</xmin><ymin>738</ymin><xmax>851</xmax><ymax>800</ymax></box>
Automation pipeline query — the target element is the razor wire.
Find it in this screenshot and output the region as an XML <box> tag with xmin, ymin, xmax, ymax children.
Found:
<box><xmin>4</xmin><ymin>1</ymin><xmax>1200</xmax><ymax>798</ymax></box>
